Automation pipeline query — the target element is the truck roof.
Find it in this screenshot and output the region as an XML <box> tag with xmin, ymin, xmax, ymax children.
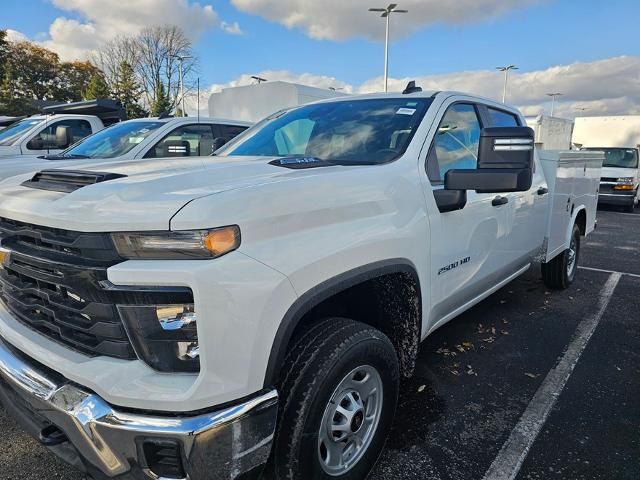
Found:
<box><xmin>307</xmin><ymin>90</ymin><xmax>523</xmax><ymax>114</ymax></box>
<box><xmin>124</xmin><ymin>116</ymin><xmax>253</xmax><ymax>127</ymax></box>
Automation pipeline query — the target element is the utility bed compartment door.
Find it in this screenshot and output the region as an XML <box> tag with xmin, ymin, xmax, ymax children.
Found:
<box><xmin>539</xmin><ymin>150</ymin><xmax>603</xmax><ymax>262</ymax></box>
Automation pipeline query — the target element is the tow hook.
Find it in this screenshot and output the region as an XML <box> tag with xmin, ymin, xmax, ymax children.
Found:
<box><xmin>39</xmin><ymin>424</ymin><xmax>68</xmax><ymax>446</ymax></box>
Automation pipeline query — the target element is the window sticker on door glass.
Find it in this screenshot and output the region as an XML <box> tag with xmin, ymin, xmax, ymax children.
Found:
<box><xmin>396</xmin><ymin>108</ymin><xmax>416</xmax><ymax>115</ymax></box>
<box><xmin>128</xmin><ymin>136</ymin><xmax>145</xmax><ymax>144</ymax></box>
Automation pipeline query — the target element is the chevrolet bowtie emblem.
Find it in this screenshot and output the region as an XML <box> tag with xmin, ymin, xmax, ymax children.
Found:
<box><xmin>0</xmin><ymin>246</ymin><xmax>11</xmax><ymax>269</ymax></box>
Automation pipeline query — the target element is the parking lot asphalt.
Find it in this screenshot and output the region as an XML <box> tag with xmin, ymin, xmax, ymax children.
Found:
<box><xmin>0</xmin><ymin>206</ymin><xmax>638</xmax><ymax>480</ymax></box>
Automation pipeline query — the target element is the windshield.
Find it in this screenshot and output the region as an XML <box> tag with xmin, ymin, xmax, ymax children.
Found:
<box><xmin>586</xmin><ymin>147</ymin><xmax>639</xmax><ymax>168</ymax></box>
<box><xmin>59</xmin><ymin>121</ymin><xmax>165</xmax><ymax>159</ymax></box>
<box><xmin>0</xmin><ymin>119</ymin><xmax>42</xmax><ymax>146</ymax></box>
<box><xmin>217</xmin><ymin>98</ymin><xmax>433</xmax><ymax>164</ymax></box>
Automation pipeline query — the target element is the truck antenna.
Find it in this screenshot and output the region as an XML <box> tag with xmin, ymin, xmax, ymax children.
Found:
<box><xmin>197</xmin><ymin>77</ymin><xmax>200</xmax><ymax>124</ymax></box>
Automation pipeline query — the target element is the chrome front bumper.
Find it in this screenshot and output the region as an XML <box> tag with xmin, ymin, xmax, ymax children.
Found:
<box><xmin>0</xmin><ymin>338</ymin><xmax>278</xmax><ymax>480</ymax></box>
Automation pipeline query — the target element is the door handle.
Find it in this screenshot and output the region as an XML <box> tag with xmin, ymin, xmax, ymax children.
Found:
<box><xmin>492</xmin><ymin>196</ymin><xmax>509</xmax><ymax>206</ymax></box>
<box><xmin>537</xmin><ymin>187</ymin><xmax>549</xmax><ymax>195</ymax></box>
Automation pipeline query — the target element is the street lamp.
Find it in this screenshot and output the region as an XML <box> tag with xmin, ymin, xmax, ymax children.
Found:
<box><xmin>251</xmin><ymin>75</ymin><xmax>267</xmax><ymax>84</ymax></box>
<box><xmin>171</xmin><ymin>54</ymin><xmax>193</xmax><ymax>117</ymax></box>
<box><xmin>369</xmin><ymin>4</ymin><xmax>408</xmax><ymax>92</ymax></box>
<box><xmin>546</xmin><ymin>93</ymin><xmax>563</xmax><ymax>116</ymax></box>
<box><xmin>496</xmin><ymin>65</ymin><xmax>518</xmax><ymax>103</ymax></box>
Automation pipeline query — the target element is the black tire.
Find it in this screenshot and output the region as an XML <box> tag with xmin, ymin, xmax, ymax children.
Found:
<box><xmin>541</xmin><ymin>223</ymin><xmax>581</xmax><ymax>290</ymax></box>
<box><xmin>273</xmin><ymin>318</ymin><xmax>399</xmax><ymax>480</ymax></box>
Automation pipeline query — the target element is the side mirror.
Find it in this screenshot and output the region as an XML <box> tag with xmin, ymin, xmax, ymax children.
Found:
<box><xmin>445</xmin><ymin>126</ymin><xmax>534</xmax><ymax>194</ymax></box>
<box><xmin>55</xmin><ymin>125</ymin><xmax>73</xmax><ymax>149</ymax></box>
<box><xmin>212</xmin><ymin>137</ymin><xmax>227</xmax><ymax>151</ymax></box>
<box><xmin>26</xmin><ymin>137</ymin><xmax>44</xmax><ymax>150</ymax></box>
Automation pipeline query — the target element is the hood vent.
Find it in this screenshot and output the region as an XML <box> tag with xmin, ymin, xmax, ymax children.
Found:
<box><xmin>22</xmin><ymin>169</ymin><xmax>127</xmax><ymax>193</ymax></box>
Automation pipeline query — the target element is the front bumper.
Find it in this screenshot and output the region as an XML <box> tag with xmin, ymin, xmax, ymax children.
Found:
<box><xmin>598</xmin><ymin>192</ymin><xmax>636</xmax><ymax>206</ymax></box>
<box><xmin>0</xmin><ymin>337</ymin><xmax>278</xmax><ymax>480</ymax></box>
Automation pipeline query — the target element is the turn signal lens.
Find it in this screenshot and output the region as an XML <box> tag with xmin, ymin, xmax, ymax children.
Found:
<box><xmin>204</xmin><ymin>227</ymin><xmax>241</xmax><ymax>256</ymax></box>
<box><xmin>613</xmin><ymin>184</ymin><xmax>635</xmax><ymax>190</ymax></box>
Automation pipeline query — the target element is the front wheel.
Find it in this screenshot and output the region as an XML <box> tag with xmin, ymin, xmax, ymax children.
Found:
<box><xmin>542</xmin><ymin>223</ymin><xmax>581</xmax><ymax>290</ymax></box>
<box><xmin>273</xmin><ymin>318</ymin><xmax>399</xmax><ymax>480</ymax></box>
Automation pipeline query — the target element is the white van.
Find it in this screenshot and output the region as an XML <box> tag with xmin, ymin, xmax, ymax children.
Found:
<box><xmin>573</xmin><ymin>116</ymin><xmax>640</xmax><ymax>212</ymax></box>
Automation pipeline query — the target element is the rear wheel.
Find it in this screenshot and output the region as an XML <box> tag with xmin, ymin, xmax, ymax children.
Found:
<box><xmin>542</xmin><ymin>223</ymin><xmax>581</xmax><ymax>290</ymax></box>
<box><xmin>273</xmin><ymin>318</ymin><xmax>399</xmax><ymax>480</ymax></box>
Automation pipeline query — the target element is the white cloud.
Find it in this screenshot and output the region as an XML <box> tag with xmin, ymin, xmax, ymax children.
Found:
<box><xmin>5</xmin><ymin>29</ymin><xmax>28</xmax><ymax>43</ymax></box>
<box><xmin>28</xmin><ymin>0</ymin><xmax>241</xmax><ymax>60</ymax></box>
<box><xmin>194</xmin><ymin>56</ymin><xmax>640</xmax><ymax>118</ymax></box>
<box><xmin>231</xmin><ymin>0</ymin><xmax>541</xmax><ymax>41</ymax></box>
<box><xmin>221</xmin><ymin>21</ymin><xmax>244</xmax><ymax>35</ymax></box>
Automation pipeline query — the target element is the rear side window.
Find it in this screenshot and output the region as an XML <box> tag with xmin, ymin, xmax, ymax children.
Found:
<box><xmin>146</xmin><ymin>124</ymin><xmax>215</xmax><ymax>158</ymax></box>
<box><xmin>487</xmin><ymin>108</ymin><xmax>520</xmax><ymax>127</ymax></box>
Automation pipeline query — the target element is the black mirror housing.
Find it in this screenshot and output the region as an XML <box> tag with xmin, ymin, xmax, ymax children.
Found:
<box><xmin>444</xmin><ymin>126</ymin><xmax>535</xmax><ymax>194</ymax></box>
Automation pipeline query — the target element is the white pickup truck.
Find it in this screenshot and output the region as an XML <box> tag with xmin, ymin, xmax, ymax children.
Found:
<box><xmin>0</xmin><ymin>99</ymin><xmax>129</xmax><ymax>160</ymax></box>
<box><xmin>0</xmin><ymin>116</ymin><xmax>251</xmax><ymax>180</ymax></box>
<box><xmin>0</xmin><ymin>89</ymin><xmax>601</xmax><ymax>480</ymax></box>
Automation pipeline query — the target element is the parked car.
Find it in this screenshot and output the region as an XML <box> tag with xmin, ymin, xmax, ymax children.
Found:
<box><xmin>0</xmin><ymin>99</ymin><xmax>127</xmax><ymax>159</ymax></box>
<box><xmin>573</xmin><ymin>115</ymin><xmax>640</xmax><ymax>212</ymax></box>
<box><xmin>0</xmin><ymin>116</ymin><xmax>251</xmax><ymax>180</ymax></box>
<box><xmin>0</xmin><ymin>88</ymin><xmax>601</xmax><ymax>480</ymax></box>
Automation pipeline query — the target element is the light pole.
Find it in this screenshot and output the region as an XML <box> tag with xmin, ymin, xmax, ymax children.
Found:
<box><xmin>546</xmin><ymin>92</ymin><xmax>563</xmax><ymax>116</ymax></box>
<box><xmin>496</xmin><ymin>65</ymin><xmax>518</xmax><ymax>103</ymax></box>
<box><xmin>369</xmin><ymin>4</ymin><xmax>408</xmax><ymax>92</ymax></box>
<box><xmin>251</xmin><ymin>75</ymin><xmax>267</xmax><ymax>84</ymax></box>
<box><xmin>171</xmin><ymin>54</ymin><xmax>193</xmax><ymax>117</ymax></box>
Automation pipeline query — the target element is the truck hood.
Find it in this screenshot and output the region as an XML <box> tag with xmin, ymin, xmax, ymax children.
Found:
<box><xmin>0</xmin><ymin>156</ymin><xmax>344</xmax><ymax>232</ymax></box>
<box><xmin>601</xmin><ymin>166</ymin><xmax>638</xmax><ymax>179</ymax></box>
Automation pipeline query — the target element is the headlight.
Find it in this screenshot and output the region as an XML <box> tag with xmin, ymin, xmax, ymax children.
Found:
<box><xmin>112</xmin><ymin>226</ymin><xmax>240</xmax><ymax>259</ymax></box>
<box><xmin>617</xmin><ymin>177</ymin><xmax>634</xmax><ymax>184</ymax></box>
<box><xmin>118</xmin><ymin>302</ymin><xmax>200</xmax><ymax>372</ymax></box>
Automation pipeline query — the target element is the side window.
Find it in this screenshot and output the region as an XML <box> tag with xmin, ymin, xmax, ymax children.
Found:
<box><xmin>274</xmin><ymin>119</ymin><xmax>315</xmax><ymax>156</ymax></box>
<box><xmin>146</xmin><ymin>124</ymin><xmax>215</xmax><ymax>158</ymax></box>
<box><xmin>27</xmin><ymin>119</ymin><xmax>92</xmax><ymax>150</ymax></box>
<box><xmin>487</xmin><ymin>108</ymin><xmax>520</xmax><ymax>127</ymax></box>
<box><xmin>217</xmin><ymin>124</ymin><xmax>248</xmax><ymax>142</ymax></box>
<box><xmin>427</xmin><ymin>104</ymin><xmax>481</xmax><ymax>183</ymax></box>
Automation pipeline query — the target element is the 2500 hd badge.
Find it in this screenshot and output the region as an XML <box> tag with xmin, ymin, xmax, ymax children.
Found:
<box><xmin>438</xmin><ymin>256</ymin><xmax>471</xmax><ymax>275</ymax></box>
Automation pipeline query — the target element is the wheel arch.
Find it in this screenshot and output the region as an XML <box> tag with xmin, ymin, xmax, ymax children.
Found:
<box><xmin>263</xmin><ymin>259</ymin><xmax>422</xmax><ymax>388</ymax></box>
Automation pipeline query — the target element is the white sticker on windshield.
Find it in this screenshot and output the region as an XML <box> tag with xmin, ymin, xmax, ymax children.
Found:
<box><xmin>396</xmin><ymin>108</ymin><xmax>416</xmax><ymax>115</ymax></box>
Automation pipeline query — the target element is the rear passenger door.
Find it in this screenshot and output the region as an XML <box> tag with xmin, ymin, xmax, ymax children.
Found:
<box><xmin>424</xmin><ymin>100</ymin><xmax>513</xmax><ymax>329</ymax></box>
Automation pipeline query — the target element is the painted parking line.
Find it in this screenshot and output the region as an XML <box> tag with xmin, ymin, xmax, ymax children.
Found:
<box><xmin>579</xmin><ymin>265</ymin><xmax>640</xmax><ymax>279</ymax></box>
<box><xmin>481</xmin><ymin>272</ymin><xmax>621</xmax><ymax>480</ymax></box>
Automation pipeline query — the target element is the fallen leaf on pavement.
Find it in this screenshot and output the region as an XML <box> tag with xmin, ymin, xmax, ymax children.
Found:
<box><xmin>525</xmin><ymin>372</ymin><xmax>541</xmax><ymax>379</ymax></box>
<box><xmin>418</xmin><ymin>385</ymin><xmax>426</xmax><ymax>393</ymax></box>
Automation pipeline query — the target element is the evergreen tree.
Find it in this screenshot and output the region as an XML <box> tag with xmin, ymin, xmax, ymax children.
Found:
<box><xmin>83</xmin><ymin>72</ymin><xmax>110</xmax><ymax>100</ymax></box>
<box><xmin>150</xmin><ymin>79</ymin><xmax>171</xmax><ymax>117</ymax></box>
<box><xmin>112</xmin><ymin>61</ymin><xmax>147</xmax><ymax>118</ymax></box>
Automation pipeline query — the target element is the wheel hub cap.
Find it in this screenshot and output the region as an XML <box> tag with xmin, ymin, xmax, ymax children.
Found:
<box><xmin>318</xmin><ymin>365</ymin><xmax>383</xmax><ymax>476</ymax></box>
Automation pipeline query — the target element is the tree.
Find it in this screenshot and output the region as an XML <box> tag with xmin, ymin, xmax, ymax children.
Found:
<box><xmin>6</xmin><ymin>41</ymin><xmax>59</xmax><ymax>100</ymax></box>
<box><xmin>0</xmin><ymin>30</ymin><xmax>9</xmax><ymax>84</ymax></box>
<box><xmin>150</xmin><ymin>79</ymin><xmax>171</xmax><ymax>117</ymax></box>
<box><xmin>57</xmin><ymin>61</ymin><xmax>104</xmax><ymax>102</ymax></box>
<box><xmin>93</xmin><ymin>25</ymin><xmax>197</xmax><ymax>114</ymax></box>
<box><xmin>112</xmin><ymin>61</ymin><xmax>147</xmax><ymax>118</ymax></box>
<box><xmin>83</xmin><ymin>73</ymin><xmax>110</xmax><ymax>100</ymax></box>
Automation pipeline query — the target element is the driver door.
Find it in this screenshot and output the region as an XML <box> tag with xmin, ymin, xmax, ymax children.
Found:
<box><xmin>423</xmin><ymin>101</ymin><xmax>511</xmax><ymax>330</ymax></box>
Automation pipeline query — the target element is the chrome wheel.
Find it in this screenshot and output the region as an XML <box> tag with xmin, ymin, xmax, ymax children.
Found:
<box><xmin>318</xmin><ymin>365</ymin><xmax>383</xmax><ymax>476</ymax></box>
<box><xmin>567</xmin><ymin>235</ymin><xmax>577</xmax><ymax>277</ymax></box>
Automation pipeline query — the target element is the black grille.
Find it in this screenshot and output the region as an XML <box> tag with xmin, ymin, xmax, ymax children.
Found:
<box><xmin>0</xmin><ymin>218</ymin><xmax>136</xmax><ymax>359</ymax></box>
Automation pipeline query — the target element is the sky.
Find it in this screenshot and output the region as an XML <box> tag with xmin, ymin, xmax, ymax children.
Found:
<box><xmin>3</xmin><ymin>0</ymin><xmax>640</xmax><ymax>118</ymax></box>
